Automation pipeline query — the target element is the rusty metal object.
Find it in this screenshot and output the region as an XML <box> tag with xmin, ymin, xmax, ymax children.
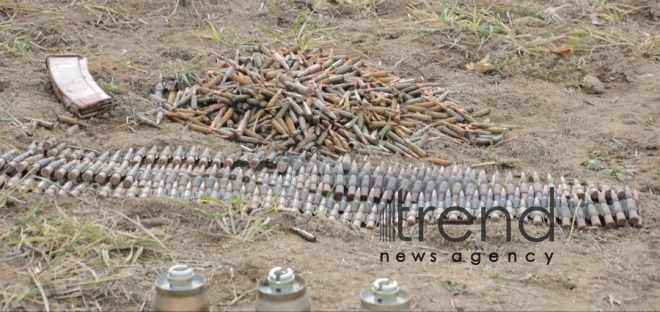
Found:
<box><xmin>46</xmin><ymin>55</ymin><xmax>112</xmax><ymax>119</ymax></box>
<box><xmin>290</xmin><ymin>226</ymin><xmax>316</xmax><ymax>242</ymax></box>
<box><xmin>23</xmin><ymin>117</ymin><xmax>54</xmax><ymax>130</ymax></box>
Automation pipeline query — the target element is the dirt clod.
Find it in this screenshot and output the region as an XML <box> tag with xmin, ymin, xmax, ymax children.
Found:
<box><xmin>650</xmin><ymin>3</ymin><xmax>660</xmax><ymax>19</ymax></box>
<box><xmin>0</xmin><ymin>78</ymin><xmax>9</xmax><ymax>92</ymax></box>
<box><xmin>512</xmin><ymin>16</ymin><xmax>547</xmax><ymax>28</ymax></box>
<box><xmin>583</xmin><ymin>74</ymin><xmax>605</xmax><ymax>94</ymax></box>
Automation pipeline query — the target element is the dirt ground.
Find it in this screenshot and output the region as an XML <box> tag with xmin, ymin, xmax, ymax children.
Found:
<box><xmin>1</xmin><ymin>0</ymin><xmax>660</xmax><ymax>311</ymax></box>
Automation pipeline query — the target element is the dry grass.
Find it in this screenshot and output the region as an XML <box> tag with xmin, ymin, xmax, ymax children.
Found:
<box><xmin>260</xmin><ymin>14</ymin><xmax>337</xmax><ymax>50</ymax></box>
<box><xmin>403</xmin><ymin>0</ymin><xmax>655</xmax><ymax>84</ymax></box>
<box><xmin>409</xmin><ymin>1</ymin><xmax>516</xmax><ymax>49</ymax></box>
<box><xmin>158</xmin><ymin>58</ymin><xmax>206</xmax><ymax>89</ymax></box>
<box><xmin>0</xmin><ymin>182</ymin><xmax>280</xmax><ymax>310</ymax></box>
<box><xmin>74</xmin><ymin>0</ymin><xmax>128</xmax><ymax>25</ymax></box>
<box><xmin>0</xmin><ymin>160</ymin><xmax>278</xmax><ymax>310</ymax></box>
<box><xmin>0</xmin><ymin>189</ymin><xmax>10</xmax><ymax>209</ymax></box>
<box><xmin>409</xmin><ymin>0</ymin><xmax>636</xmax><ymax>56</ymax></box>
<box><xmin>0</xmin><ymin>22</ymin><xmax>46</xmax><ymax>58</ymax></box>
<box><xmin>0</xmin><ymin>1</ymin><xmax>63</xmax><ymax>59</ymax></box>
<box><xmin>0</xmin><ymin>0</ymin><xmax>43</xmax><ymax>16</ymax></box>
<box><xmin>96</xmin><ymin>78</ymin><xmax>127</xmax><ymax>95</ymax></box>
<box><xmin>572</xmin><ymin>0</ymin><xmax>643</xmax><ymax>23</ymax></box>
<box><xmin>332</xmin><ymin>0</ymin><xmax>384</xmax><ymax>14</ymax></box>
<box><xmin>197</xmin><ymin>24</ymin><xmax>244</xmax><ymax>46</ymax></box>
<box><xmin>165</xmin><ymin>195</ymin><xmax>279</xmax><ymax>243</ymax></box>
<box><xmin>0</xmin><ymin>0</ymin><xmax>126</xmax><ymax>59</ymax></box>
<box><xmin>643</xmin><ymin>34</ymin><xmax>660</xmax><ymax>59</ymax></box>
<box><xmin>0</xmin><ymin>200</ymin><xmax>165</xmax><ymax>311</ymax></box>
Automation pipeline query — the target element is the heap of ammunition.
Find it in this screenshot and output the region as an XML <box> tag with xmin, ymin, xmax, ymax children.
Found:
<box><xmin>140</xmin><ymin>45</ymin><xmax>517</xmax><ymax>161</ymax></box>
<box><xmin>0</xmin><ymin>140</ymin><xmax>644</xmax><ymax>229</ymax></box>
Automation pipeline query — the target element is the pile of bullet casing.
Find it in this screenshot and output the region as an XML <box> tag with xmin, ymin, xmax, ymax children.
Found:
<box><xmin>0</xmin><ymin>140</ymin><xmax>644</xmax><ymax>230</ymax></box>
<box><xmin>141</xmin><ymin>45</ymin><xmax>516</xmax><ymax>162</ymax></box>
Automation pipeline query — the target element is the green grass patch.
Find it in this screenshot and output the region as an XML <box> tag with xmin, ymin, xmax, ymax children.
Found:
<box><xmin>532</xmin><ymin>62</ymin><xmax>584</xmax><ymax>82</ymax></box>
<box><xmin>0</xmin><ymin>188</ymin><xmax>10</xmax><ymax>208</ymax></box>
<box><xmin>159</xmin><ymin>58</ymin><xmax>206</xmax><ymax>89</ymax></box>
<box><xmin>409</xmin><ymin>0</ymin><xmax>517</xmax><ymax>49</ymax></box>
<box><xmin>96</xmin><ymin>78</ymin><xmax>127</xmax><ymax>95</ymax></box>
<box><xmin>581</xmin><ymin>154</ymin><xmax>636</xmax><ymax>182</ymax></box>
<box><xmin>651</xmin><ymin>160</ymin><xmax>660</xmax><ymax>192</ymax></box>
<box><xmin>439</xmin><ymin>279</ymin><xmax>470</xmax><ymax>296</ymax></box>
<box><xmin>195</xmin><ymin>24</ymin><xmax>257</xmax><ymax>47</ymax></box>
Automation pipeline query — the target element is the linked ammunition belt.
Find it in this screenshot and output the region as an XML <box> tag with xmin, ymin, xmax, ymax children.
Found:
<box><xmin>1</xmin><ymin>140</ymin><xmax>644</xmax><ymax>230</ymax></box>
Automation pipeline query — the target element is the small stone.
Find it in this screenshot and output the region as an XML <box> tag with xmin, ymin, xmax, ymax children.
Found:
<box><xmin>388</xmin><ymin>31</ymin><xmax>403</xmax><ymax>39</ymax></box>
<box><xmin>582</xmin><ymin>74</ymin><xmax>604</xmax><ymax>94</ymax></box>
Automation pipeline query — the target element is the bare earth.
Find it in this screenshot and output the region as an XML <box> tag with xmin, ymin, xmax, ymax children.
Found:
<box><xmin>1</xmin><ymin>0</ymin><xmax>660</xmax><ymax>311</ymax></box>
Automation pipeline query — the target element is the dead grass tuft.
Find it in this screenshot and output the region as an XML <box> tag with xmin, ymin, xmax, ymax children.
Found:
<box><xmin>643</xmin><ymin>34</ymin><xmax>660</xmax><ymax>59</ymax></box>
<box><xmin>0</xmin><ymin>1</ymin><xmax>42</xmax><ymax>17</ymax></box>
<box><xmin>410</xmin><ymin>1</ymin><xmax>634</xmax><ymax>57</ymax></box>
<box><xmin>97</xmin><ymin>78</ymin><xmax>127</xmax><ymax>95</ymax></box>
<box><xmin>0</xmin><ymin>201</ymin><xmax>165</xmax><ymax>311</ymax></box>
<box><xmin>0</xmin><ymin>23</ymin><xmax>48</xmax><ymax>58</ymax></box>
<box><xmin>165</xmin><ymin>195</ymin><xmax>278</xmax><ymax>243</ymax></box>
<box><xmin>331</xmin><ymin>0</ymin><xmax>384</xmax><ymax>14</ymax></box>
<box><xmin>159</xmin><ymin>58</ymin><xmax>205</xmax><ymax>89</ymax></box>
<box><xmin>195</xmin><ymin>23</ymin><xmax>257</xmax><ymax>47</ymax></box>
<box><xmin>572</xmin><ymin>0</ymin><xmax>644</xmax><ymax>23</ymax></box>
<box><xmin>260</xmin><ymin>14</ymin><xmax>337</xmax><ymax>50</ymax></box>
<box><xmin>406</xmin><ymin>0</ymin><xmax>649</xmax><ymax>82</ymax></box>
<box><xmin>74</xmin><ymin>0</ymin><xmax>128</xmax><ymax>25</ymax></box>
